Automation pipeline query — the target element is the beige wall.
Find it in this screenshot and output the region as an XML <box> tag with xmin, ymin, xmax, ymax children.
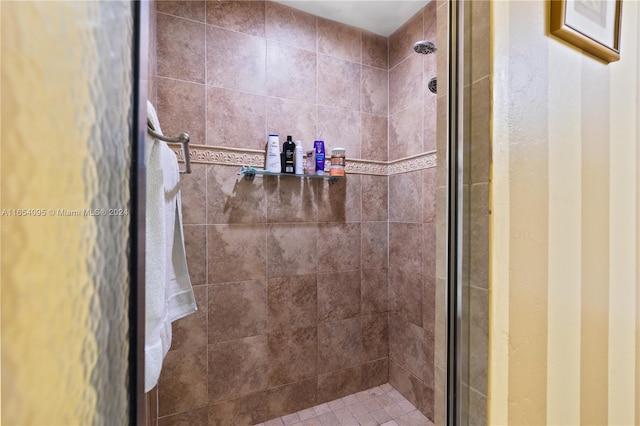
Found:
<box><xmin>490</xmin><ymin>1</ymin><xmax>640</xmax><ymax>424</ymax></box>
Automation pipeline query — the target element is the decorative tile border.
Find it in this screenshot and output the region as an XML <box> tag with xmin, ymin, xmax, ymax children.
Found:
<box><xmin>170</xmin><ymin>144</ymin><xmax>437</xmax><ymax>176</ymax></box>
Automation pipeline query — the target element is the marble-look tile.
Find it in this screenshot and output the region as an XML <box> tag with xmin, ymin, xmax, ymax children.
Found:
<box><xmin>389</xmin><ymin>268</ymin><xmax>423</xmax><ymax>327</ymax></box>
<box><xmin>267</xmin><ymin>224</ymin><xmax>318</xmax><ymax>277</ymax></box>
<box><xmin>158</xmin><ymin>406</ymin><xmax>208</xmax><ymax>426</ymax></box>
<box><xmin>434</xmin><ymin>367</ymin><xmax>446</xmax><ymax>426</ymax></box>
<box><xmin>267</xmin><ymin>274</ymin><xmax>317</xmax><ymax>332</ymax></box>
<box><xmin>389</xmin><ymin>53</ymin><xmax>423</xmax><ymax>116</ymax></box>
<box><xmin>424</xmin><ymin>221</ymin><xmax>437</xmax><ymax>279</ymax></box>
<box><xmin>158</xmin><ymin>346</ymin><xmax>208</xmax><ymax>416</ymax></box>
<box><xmin>157</xmin><ymin>77</ymin><xmax>205</xmax><ymax>147</ymax></box>
<box><xmin>436</xmin><ymin>96</ymin><xmax>448</xmax><ymax>186</ymax></box>
<box><xmin>208</xmin><ymin>390</ymin><xmax>268</xmax><ymax>425</ymax></box>
<box><xmin>171</xmin><ymin>285</ymin><xmax>207</xmax><ymax>351</ymax></box>
<box><xmin>265</xmin><ymin>1</ymin><xmax>316</xmax><ymax>51</ymax></box>
<box><xmin>362</xmin><ymin>358</ymin><xmax>389</xmax><ymax>390</ymax></box>
<box><xmin>266</xmin><ymin>41</ymin><xmax>317</xmax><ymax>102</ymax></box>
<box><xmin>362</xmin><ymin>31</ymin><xmax>388</xmax><ymax>69</ymax></box>
<box><xmin>157</xmin><ymin>0</ymin><xmax>205</xmax><ymax>22</ymax></box>
<box><xmin>389</xmin><ymin>103</ymin><xmax>423</xmax><ymax>161</ymax></box>
<box><xmin>434</xmin><ymin>278</ymin><xmax>447</xmax><ymax>372</ymax></box>
<box><xmin>389</xmin><ymin>222</ymin><xmax>423</xmax><ymax>271</ymax></box>
<box><xmin>361</xmin><ymin>66</ymin><xmax>388</xmax><ymax>116</ymax></box>
<box><xmin>436</xmin><ymin>2</ymin><xmax>449</xmax><ymax>100</ymax></box>
<box><xmin>423</xmin><ymin>275</ymin><xmax>436</xmax><ymax>343</ymax></box>
<box><xmin>266</xmin><ymin>98</ymin><xmax>317</xmax><ymax>148</ymax></box>
<box><xmin>205</xmin><ymin>0</ymin><xmax>265</xmax><ymax>37</ymax></box>
<box><xmin>424</xmin><ymin>0</ymin><xmax>438</xmax><ymax>41</ymax></box>
<box><xmin>180</xmin><ymin>164</ymin><xmax>206</xmax><ymax>225</ymax></box>
<box><xmin>207</xmin><ymin>224</ymin><xmax>266</xmax><ymax>284</ymax></box>
<box><xmin>157</xmin><ymin>13</ymin><xmax>205</xmax><ymax>83</ymax></box>
<box><xmin>361</xmin><ymin>113</ymin><xmax>388</xmax><ymax>162</ymax></box>
<box><xmin>183</xmin><ymin>225</ymin><xmax>206</xmax><ymax>286</ymax></box>
<box><xmin>318</xmin><ymin>223</ymin><xmax>361</xmax><ymax>272</ymax></box>
<box><xmin>207</xmin><ymin>165</ymin><xmax>267</xmax><ymax>224</ymax></box>
<box><xmin>470</xmin><ymin>183</ymin><xmax>489</xmax><ymax>289</ymax></box>
<box><xmin>268</xmin><ymin>326</ymin><xmax>318</xmax><ymax>386</ymax></box>
<box><xmin>361</xmin><ymin>268</ymin><xmax>388</xmax><ymax>315</ymax></box>
<box><xmin>469</xmin><ymin>387</ymin><xmax>488</xmax><ymax>426</ymax></box>
<box><xmin>361</xmin><ymin>313</ymin><xmax>388</xmax><ymax>363</ymax></box>
<box><xmin>318</xmin><ymin>318</ymin><xmax>362</xmax><ymax>374</ymax></box>
<box><xmin>389</xmin><ymin>363</ymin><xmax>431</xmax><ymax>418</ymax></box>
<box><xmin>148</xmin><ymin>2</ymin><xmax>158</xmax><ymax>105</ymax></box>
<box><xmin>317</xmin><ymin>18</ymin><xmax>361</xmax><ymax>63</ymax></box>
<box><xmin>389</xmin><ymin>171</ymin><xmax>423</xmax><ymax>223</ymax></box>
<box><xmin>469</xmin><ymin>286</ymin><xmax>488</xmax><ymax>395</ymax></box>
<box><xmin>208</xmin><ymin>280</ymin><xmax>267</xmax><ymax>343</ymax></box>
<box><xmin>471</xmin><ymin>77</ymin><xmax>491</xmax><ymax>184</ymax></box>
<box><xmin>206</xmin><ymin>26</ymin><xmax>266</xmax><ymax>94</ymax></box>
<box><xmin>470</xmin><ymin>0</ymin><xmax>490</xmax><ymax>83</ymax></box>
<box><xmin>318</xmin><ymin>270</ymin><xmax>361</xmax><ymax>322</ymax></box>
<box><xmin>318</xmin><ymin>55</ymin><xmax>361</xmax><ymax>111</ymax></box>
<box><xmin>423</xmin><ymin>168</ymin><xmax>437</xmax><ymax>224</ymax></box>
<box><xmin>208</xmin><ymin>335</ymin><xmax>268</xmax><ymax>403</ymax></box>
<box><xmin>265</xmin><ymin>176</ymin><xmax>317</xmax><ymax>223</ymax></box>
<box><xmin>424</xmin><ymin>73</ymin><xmax>438</xmax><ymax>152</ymax></box>
<box><xmin>265</xmin><ymin>378</ymin><xmax>318</xmax><ymax>421</ymax></box>
<box><xmin>361</xmin><ymin>221</ymin><xmax>388</xmax><ymax>270</ymax></box>
<box><xmin>147</xmin><ymin>383</ymin><xmax>158</xmax><ymax>426</ymax></box>
<box><xmin>317</xmin><ymin>366</ymin><xmax>362</xmax><ymax>404</ymax></box>
<box><xmin>361</xmin><ymin>175</ymin><xmax>388</xmax><ymax>222</ymax></box>
<box><xmin>389</xmin><ymin>8</ymin><xmax>423</xmax><ymax>69</ymax></box>
<box><xmin>206</xmin><ymin>87</ymin><xmax>267</xmax><ymax>151</ymax></box>
<box><xmin>317</xmin><ymin>174</ymin><xmax>361</xmax><ymax>223</ymax></box>
<box><xmin>389</xmin><ymin>315</ymin><xmax>426</xmax><ymax>382</ymax></box>
<box><xmin>317</xmin><ymin>106</ymin><xmax>361</xmax><ymax>159</ymax></box>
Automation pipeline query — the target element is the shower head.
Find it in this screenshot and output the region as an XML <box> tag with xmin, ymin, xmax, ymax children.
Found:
<box><xmin>428</xmin><ymin>77</ymin><xmax>437</xmax><ymax>94</ymax></box>
<box><xmin>413</xmin><ymin>40</ymin><xmax>437</xmax><ymax>55</ymax></box>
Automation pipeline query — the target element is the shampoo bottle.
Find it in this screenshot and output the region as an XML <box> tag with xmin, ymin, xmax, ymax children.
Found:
<box><xmin>294</xmin><ymin>140</ymin><xmax>304</xmax><ymax>175</ymax></box>
<box><xmin>283</xmin><ymin>135</ymin><xmax>296</xmax><ymax>174</ymax></box>
<box><xmin>266</xmin><ymin>134</ymin><xmax>281</xmax><ymax>173</ymax></box>
<box><xmin>314</xmin><ymin>140</ymin><xmax>325</xmax><ymax>175</ymax></box>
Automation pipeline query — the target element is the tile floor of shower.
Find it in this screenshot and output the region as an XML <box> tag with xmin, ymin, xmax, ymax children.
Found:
<box><xmin>255</xmin><ymin>383</ymin><xmax>433</xmax><ymax>426</ymax></box>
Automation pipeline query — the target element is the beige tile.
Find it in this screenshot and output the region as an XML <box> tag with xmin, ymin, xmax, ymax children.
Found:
<box><xmin>424</xmin><ymin>83</ymin><xmax>438</xmax><ymax>152</ymax></box>
<box><xmin>158</xmin><ymin>346</ymin><xmax>208</xmax><ymax>416</ymax></box>
<box><xmin>267</xmin><ymin>224</ymin><xmax>318</xmax><ymax>277</ymax></box>
<box><xmin>317</xmin><ymin>18</ymin><xmax>361</xmax><ymax>63</ymax></box>
<box><xmin>266</xmin><ymin>379</ymin><xmax>318</xmax><ymax>421</ymax></box>
<box><xmin>361</xmin><ymin>66</ymin><xmax>388</xmax><ymax>116</ymax></box>
<box><xmin>157</xmin><ymin>406</ymin><xmax>208</xmax><ymax>426</ymax></box>
<box><xmin>207</xmin><ymin>224</ymin><xmax>266</xmax><ymax>284</ymax></box>
<box><xmin>389</xmin><ymin>9</ymin><xmax>423</xmax><ymax>69</ymax></box>
<box><xmin>361</xmin><ymin>222</ymin><xmax>388</xmax><ymax>270</ymax></box>
<box><xmin>170</xmin><ymin>285</ymin><xmax>207</xmax><ymax>351</ymax></box>
<box><xmin>434</xmin><ymin>278</ymin><xmax>447</xmax><ymax>371</ymax></box>
<box><xmin>208</xmin><ymin>280</ymin><xmax>267</xmax><ymax>343</ymax></box>
<box><xmin>183</xmin><ymin>225</ymin><xmax>206</xmax><ymax>286</ymax></box>
<box><xmin>207</xmin><ymin>165</ymin><xmax>267</xmax><ymax>224</ymax></box>
<box><xmin>434</xmin><ymin>367</ymin><xmax>446</xmax><ymax>426</ymax></box>
<box><xmin>389</xmin><ymin>315</ymin><xmax>426</xmax><ymax>381</ymax></box>
<box><xmin>423</xmin><ymin>0</ymin><xmax>438</xmax><ymax>41</ymax></box>
<box><xmin>468</xmin><ymin>387</ymin><xmax>488</xmax><ymax>426</ymax></box>
<box><xmin>361</xmin><ymin>314</ymin><xmax>389</xmax><ymax>362</ymax></box>
<box><xmin>470</xmin><ymin>183</ymin><xmax>489</xmax><ymax>289</ymax></box>
<box><xmin>208</xmin><ymin>335</ymin><xmax>268</xmax><ymax>403</ymax></box>
<box><xmin>389</xmin><ymin>171</ymin><xmax>423</xmax><ymax>223</ymax></box>
<box><xmin>471</xmin><ymin>77</ymin><xmax>491</xmax><ymax>184</ymax></box>
<box><xmin>267</xmin><ymin>274</ymin><xmax>317</xmax><ymax>332</ymax></box>
<box><xmin>388</xmin><ymin>360</ymin><xmax>429</xmax><ymax>418</ymax></box>
<box><xmin>469</xmin><ymin>286</ymin><xmax>488</xmax><ymax>395</ymax></box>
<box><xmin>318</xmin><ymin>270</ymin><xmax>361</xmax><ymax>322</ymax></box>
<box><xmin>362</xmin><ymin>358</ymin><xmax>389</xmax><ymax>390</ymax></box>
<box><xmin>361</xmin><ymin>113</ymin><xmax>388</xmax><ymax>162</ymax></box>
<box><xmin>317</xmin><ymin>366</ymin><xmax>363</xmax><ymax>403</ymax></box>
<box><xmin>362</xmin><ymin>30</ymin><xmax>388</xmax><ymax>69</ymax></box>
<box><xmin>361</xmin><ymin>268</ymin><xmax>389</xmax><ymax>315</ymax></box>
<box><xmin>268</xmin><ymin>326</ymin><xmax>317</xmax><ymax>387</ymax></box>
<box><xmin>266</xmin><ymin>41</ymin><xmax>317</xmax><ymax>102</ymax></box>
<box><xmin>180</xmin><ymin>164</ymin><xmax>206</xmax><ymax>225</ymax></box>
<box><xmin>265</xmin><ymin>176</ymin><xmax>318</xmax><ymax>223</ymax></box>
<box><xmin>157</xmin><ymin>13</ymin><xmax>205</xmax><ymax>83</ymax></box>
<box><xmin>208</xmin><ymin>385</ymin><xmax>269</xmax><ymax>425</ymax></box>
<box><xmin>389</xmin><ymin>53</ymin><xmax>423</xmax><ymax>116</ymax></box>
<box><xmin>205</xmin><ymin>0</ymin><xmax>265</xmax><ymax>37</ymax></box>
<box><xmin>317</xmin><ymin>106</ymin><xmax>361</xmax><ymax>158</ymax></box>
<box><xmin>206</xmin><ymin>26</ymin><xmax>266</xmax><ymax>94</ymax></box>
<box><xmin>318</xmin><ymin>223</ymin><xmax>361</xmax><ymax>272</ymax></box>
<box><xmin>424</xmin><ymin>221</ymin><xmax>436</xmax><ymax>279</ymax></box>
<box><xmin>389</xmin><ymin>223</ymin><xmax>423</xmax><ymax>272</ymax></box>
<box><xmin>423</xmin><ymin>168</ymin><xmax>437</xmax><ymax>224</ymax></box>
<box><xmin>389</xmin><ymin>268</ymin><xmax>423</xmax><ymax>328</ymax></box>
<box><xmin>318</xmin><ymin>318</ymin><xmax>362</xmax><ymax>374</ymax></box>
<box><xmin>318</xmin><ymin>174</ymin><xmax>362</xmax><ymax>224</ymax></box>
<box><xmin>318</xmin><ymin>55</ymin><xmax>361</xmax><ymax>111</ymax></box>
<box><xmin>266</xmin><ymin>98</ymin><xmax>317</xmax><ymax>148</ymax></box>
<box><xmin>389</xmin><ymin>103</ymin><xmax>424</xmax><ymax>161</ymax></box>
<box><xmin>471</xmin><ymin>0</ymin><xmax>491</xmax><ymax>83</ymax></box>
<box><xmin>361</xmin><ymin>175</ymin><xmax>388</xmax><ymax>222</ymax></box>
<box><xmin>157</xmin><ymin>0</ymin><xmax>205</xmax><ymax>22</ymax></box>
<box><xmin>157</xmin><ymin>77</ymin><xmax>205</xmax><ymax>147</ymax></box>
<box><xmin>265</xmin><ymin>1</ymin><xmax>316</xmax><ymax>51</ymax></box>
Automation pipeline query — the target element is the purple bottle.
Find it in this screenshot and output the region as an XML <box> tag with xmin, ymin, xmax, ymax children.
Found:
<box><xmin>314</xmin><ymin>140</ymin><xmax>325</xmax><ymax>175</ymax></box>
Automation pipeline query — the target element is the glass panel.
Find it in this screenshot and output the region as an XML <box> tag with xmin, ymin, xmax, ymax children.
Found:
<box><xmin>1</xmin><ymin>1</ymin><xmax>135</xmax><ymax>424</ymax></box>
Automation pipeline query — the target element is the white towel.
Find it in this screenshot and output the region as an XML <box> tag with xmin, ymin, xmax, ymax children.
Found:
<box><xmin>144</xmin><ymin>101</ymin><xmax>197</xmax><ymax>393</ymax></box>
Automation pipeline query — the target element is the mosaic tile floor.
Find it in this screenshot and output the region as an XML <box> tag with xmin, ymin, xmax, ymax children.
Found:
<box><xmin>255</xmin><ymin>383</ymin><xmax>433</xmax><ymax>426</ymax></box>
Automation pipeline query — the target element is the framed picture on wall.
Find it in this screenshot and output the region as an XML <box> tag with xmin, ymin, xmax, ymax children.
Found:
<box><xmin>550</xmin><ymin>0</ymin><xmax>622</xmax><ymax>63</ymax></box>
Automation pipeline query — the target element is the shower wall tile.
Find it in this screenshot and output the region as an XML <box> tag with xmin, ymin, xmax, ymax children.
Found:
<box><xmin>317</xmin><ymin>270</ymin><xmax>361</xmax><ymax>322</ymax></box>
<box><xmin>361</xmin><ymin>268</ymin><xmax>388</xmax><ymax>315</ymax></box>
<box><xmin>208</xmin><ymin>280</ymin><xmax>267</xmax><ymax>343</ymax></box>
<box><xmin>318</xmin><ymin>175</ymin><xmax>362</xmax><ymax>224</ymax></box>
<box><xmin>470</xmin><ymin>0</ymin><xmax>490</xmax><ymax>83</ymax></box>
<box><xmin>389</xmin><ymin>222</ymin><xmax>424</xmax><ymax>272</ymax></box>
<box><xmin>265</xmin><ymin>1</ymin><xmax>316</xmax><ymax>51</ymax></box>
<box><xmin>208</xmin><ymin>335</ymin><xmax>268</xmax><ymax>403</ymax></box>
<box><xmin>471</xmin><ymin>76</ymin><xmax>491</xmax><ymax>184</ymax></box>
<box><xmin>183</xmin><ymin>225</ymin><xmax>206</xmax><ymax>286</ymax></box>
<box><xmin>317</xmin><ymin>106</ymin><xmax>361</xmax><ymax>158</ymax></box>
<box><xmin>318</xmin><ymin>222</ymin><xmax>361</xmax><ymax>272</ymax></box>
<box><xmin>207</xmin><ymin>166</ymin><xmax>267</xmax><ymax>224</ymax></box>
<box><xmin>180</xmin><ymin>164</ymin><xmax>207</xmax><ymax>225</ymax></box>
<box><xmin>362</xmin><ymin>358</ymin><xmax>389</xmax><ymax>389</ymax></box>
<box><xmin>470</xmin><ymin>183</ymin><xmax>489</xmax><ymax>290</ymax></box>
<box><xmin>266</xmin><ymin>41</ymin><xmax>317</xmax><ymax>102</ymax></box>
<box><xmin>317</xmin><ymin>366</ymin><xmax>363</xmax><ymax>403</ymax></box>
<box><xmin>389</xmin><ymin>9</ymin><xmax>423</xmax><ymax>69</ymax></box>
<box><xmin>267</xmin><ymin>274</ymin><xmax>317</xmax><ymax>332</ymax></box>
<box><xmin>157</xmin><ymin>0</ymin><xmax>205</xmax><ymax>22</ymax></box>
<box><xmin>170</xmin><ymin>285</ymin><xmax>208</xmax><ymax>351</ymax></box>
<box><xmin>158</xmin><ymin>346</ymin><xmax>208</xmax><ymax>416</ymax></box>
<box><xmin>206</xmin><ymin>86</ymin><xmax>266</xmax><ymax>150</ymax></box>
<box><xmin>267</xmin><ymin>224</ymin><xmax>318</xmax><ymax>277</ymax></box>
<box><xmin>268</xmin><ymin>326</ymin><xmax>318</xmax><ymax>386</ymax></box>
<box><xmin>318</xmin><ymin>55</ymin><xmax>361</xmax><ymax>111</ymax></box>
<box><xmin>389</xmin><ymin>171</ymin><xmax>423</xmax><ymax>223</ymax></box>
<box><xmin>361</xmin><ymin>66</ymin><xmax>388</xmax><ymax>116</ymax></box>
<box><xmin>389</xmin><ymin>53</ymin><xmax>423</xmax><ymax>115</ymax></box>
<box><xmin>265</xmin><ymin>177</ymin><xmax>318</xmax><ymax>223</ymax></box>
<box><xmin>157</xmin><ymin>77</ymin><xmax>205</xmax><ymax>146</ymax></box>
<box><xmin>424</xmin><ymin>1</ymin><xmax>438</xmax><ymax>41</ymax></box>
<box><xmin>361</xmin><ymin>113</ymin><xmax>388</xmax><ymax>162</ymax></box>
<box><xmin>389</xmin><ymin>102</ymin><xmax>424</xmax><ymax>161</ymax></box>
<box><xmin>424</xmin><ymin>167</ymin><xmax>437</xmax><ymax>223</ymax></box>
<box><xmin>423</xmin><ymin>276</ymin><xmax>437</xmax><ymax>341</ymax></box>
<box><xmin>205</xmin><ymin>0</ymin><xmax>265</xmax><ymax>37</ymax></box>
<box><xmin>361</xmin><ymin>221</ymin><xmax>388</xmax><ymax>270</ymax></box>
<box><xmin>266</xmin><ymin>97</ymin><xmax>317</xmax><ymax>145</ymax></box>
<box><xmin>361</xmin><ymin>175</ymin><xmax>388</xmax><ymax>222</ymax></box>
<box><xmin>318</xmin><ymin>318</ymin><xmax>362</xmax><ymax>374</ymax></box>
<box><xmin>389</xmin><ymin>359</ymin><xmax>432</xmax><ymax>418</ymax></box>
<box><xmin>207</xmin><ymin>224</ymin><xmax>266</xmax><ymax>283</ymax></box>
<box><xmin>157</xmin><ymin>13</ymin><xmax>205</xmax><ymax>83</ymax></box>
<box><xmin>362</xmin><ymin>31</ymin><xmax>388</xmax><ymax>69</ymax></box>
<box><xmin>389</xmin><ymin>315</ymin><xmax>426</xmax><ymax>381</ymax></box>
<box><xmin>469</xmin><ymin>286</ymin><xmax>489</xmax><ymax>395</ymax></box>
<box><xmin>318</xmin><ymin>18</ymin><xmax>361</xmax><ymax>63</ymax></box>
<box><xmin>389</xmin><ymin>268</ymin><xmax>423</xmax><ymax>327</ymax></box>
<box><xmin>265</xmin><ymin>378</ymin><xmax>319</xmax><ymax>421</ymax></box>
<box><xmin>158</xmin><ymin>407</ymin><xmax>208</xmax><ymax>426</ymax></box>
<box><xmin>361</xmin><ymin>313</ymin><xmax>389</xmax><ymax>362</ymax></box>
<box><xmin>206</xmin><ymin>26</ymin><xmax>266</xmax><ymax>94</ymax></box>
<box><xmin>424</xmin><ymin>221</ymin><xmax>437</xmax><ymax>278</ymax></box>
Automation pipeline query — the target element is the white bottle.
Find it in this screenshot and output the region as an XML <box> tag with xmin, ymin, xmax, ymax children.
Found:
<box><xmin>294</xmin><ymin>140</ymin><xmax>304</xmax><ymax>175</ymax></box>
<box><xmin>266</xmin><ymin>134</ymin><xmax>281</xmax><ymax>173</ymax></box>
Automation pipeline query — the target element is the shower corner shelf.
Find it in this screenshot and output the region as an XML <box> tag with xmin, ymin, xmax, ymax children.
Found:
<box><xmin>238</xmin><ymin>166</ymin><xmax>344</xmax><ymax>184</ymax></box>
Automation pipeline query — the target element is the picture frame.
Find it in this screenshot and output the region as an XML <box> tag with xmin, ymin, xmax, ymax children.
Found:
<box><xmin>550</xmin><ymin>0</ymin><xmax>622</xmax><ymax>63</ymax></box>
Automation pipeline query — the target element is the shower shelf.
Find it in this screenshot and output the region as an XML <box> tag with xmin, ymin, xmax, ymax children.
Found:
<box><xmin>238</xmin><ymin>166</ymin><xmax>344</xmax><ymax>184</ymax></box>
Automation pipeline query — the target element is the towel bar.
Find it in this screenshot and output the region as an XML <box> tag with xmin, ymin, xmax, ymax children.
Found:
<box><xmin>146</xmin><ymin>119</ymin><xmax>192</xmax><ymax>174</ymax></box>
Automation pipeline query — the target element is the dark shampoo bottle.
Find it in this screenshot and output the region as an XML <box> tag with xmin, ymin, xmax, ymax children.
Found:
<box><xmin>283</xmin><ymin>135</ymin><xmax>296</xmax><ymax>174</ymax></box>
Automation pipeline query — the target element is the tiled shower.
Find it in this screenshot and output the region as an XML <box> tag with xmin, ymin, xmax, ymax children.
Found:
<box><xmin>146</xmin><ymin>1</ymin><xmax>440</xmax><ymax>424</ymax></box>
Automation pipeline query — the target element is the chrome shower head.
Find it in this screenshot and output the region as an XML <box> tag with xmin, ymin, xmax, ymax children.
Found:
<box><xmin>413</xmin><ymin>40</ymin><xmax>437</xmax><ymax>55</ymax></box>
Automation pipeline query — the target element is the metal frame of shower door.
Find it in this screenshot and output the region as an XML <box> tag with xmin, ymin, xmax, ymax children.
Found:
<box><xmin>446</xmin><ymin>0</ymin><xmax>464</xmax><ymax>425</ymax></box>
